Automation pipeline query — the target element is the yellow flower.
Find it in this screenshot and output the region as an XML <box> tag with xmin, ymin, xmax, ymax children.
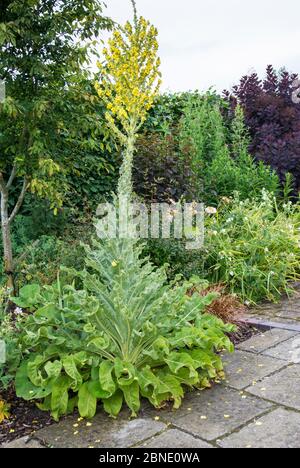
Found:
<box><xmin>95</xmin><ymin>15</ymin><xmax>161</xmax><ymax>142</ymax></box>
<box><xmin>0</xmin><ymin>400</ymin><xmax>10</xmax><ymax>423</ymax></box>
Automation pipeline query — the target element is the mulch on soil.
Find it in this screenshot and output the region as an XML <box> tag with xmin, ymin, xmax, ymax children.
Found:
<box><xmin>229</xmin><ymin>321</ymin><xmax>260</xmax><ymax>346</ymax></box>
<box><xmin>0</xmin><ymin>387</ymin><xmax>53</xmax><ymax>445</ymax></box>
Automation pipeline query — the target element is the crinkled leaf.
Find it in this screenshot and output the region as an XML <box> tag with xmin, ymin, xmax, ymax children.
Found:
<box><xmin>44</xmin><ymin>360</ymin><xmax>62</xmax><ymax>380</ymax></box>
<box><xmin>165</xmin><ymin>351</ymin><xmax>198</xmax><ymax>379</ymax></box>
<box><xmin>114</xmin><ymin>359</ymin><xmax>136</xmax><ymax>386</ymax></box>
<box><xmin>120</xmin><ymin>381</ymin><xmax>140</xmax><ymax>416</ymax></box>
<box><xmin>99</xmin><ymin>360</ymin><xmax>116</xmax><ymax>394</ymax></box>
<box><xmin>78</xmin><ymin>382</ymin><xmax>97</xmax><ymax>419</ymax></box>
<box><xmin>50</xmin><ymin>376</ymin><xmax>70</xmax><ymax>421</ymax></box>
<box><xmin>15</xmin><ymin>362</ymin><xmax>52</xmax><ymax>400</ymax></box>
<box><xmin>103</xmin><ymin>389</ymin><xmax>123</xmax><ymax>418</ymax></box>
<box><xmin>62</xmin><ymin>356</ymin><xmax>82</xmax><ymax>391</ymax></box>
<box><xmin>88</xmin><ymin>380</ymin><xmax>111</xmax><ymax>399</ymax></box>
<box><xmin>156</xmin><ymin>370</ymin><xmax>184</xmax><ymax>409</ymax></box>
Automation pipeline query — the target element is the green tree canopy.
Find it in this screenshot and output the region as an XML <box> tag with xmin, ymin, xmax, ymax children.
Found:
<box><xmin>0</xmin><ymin>0</ymin><xmax>114</xmax><ymax>289</ymax></box>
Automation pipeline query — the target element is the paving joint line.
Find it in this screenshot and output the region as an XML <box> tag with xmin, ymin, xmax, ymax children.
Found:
<box><xmin>209</xmin><ymin>404</ymin><xmax>279</xmax><ymax>445</ymax></box>
<box><xmin>237</xmin><ymin>332</ymin><xmax>300</xmax><ymax>355</ymax></box>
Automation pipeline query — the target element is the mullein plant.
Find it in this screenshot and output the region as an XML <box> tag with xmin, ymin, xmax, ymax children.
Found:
<box><xmin>15</xmin><ymin>4</ymin><xmax>234</xmax><ymax>420</ymax></box>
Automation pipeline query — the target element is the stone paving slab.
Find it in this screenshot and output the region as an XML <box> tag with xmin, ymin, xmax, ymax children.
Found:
<box><xmin>146</xmin><ymin>385</ymin><xmax>272</xmax><ymax>442</ymax></box>
<box><xmin>35</xmin><ymin>414</ymin><xmax>166</xmax><ymax>448</ymax></box>
<box><xmin>262</xmin><ymin>335</ymin><xmax>300</xmax><ymax>362</ymax></box>
<box><xmin>138</xmin><ymin>429</ymin><xmax>213</xmax><ymax>448</ymax></box>
<box><xmin>2</xmin><ymin>436</ymin><xmax>44</xmax><ymax>449</ymax></box>
<box><xmin>246</xmin><ymin>364</ymin><xmax>300</xmax><ymax>410</ymax></box>
<box><xmin>237</xmin><ymin>329</ymin><xmax>298</xmax><ymax>353</ymax></box>
<box><xmin>248</xmin><ymin>315</ymin><xmax>300</xmax><ymax>327</ymax></box>
<box><xmin>218</xmin><ymin>408</ymin><xmax>300</xmax><ymax>448</ymax></box>
<box><xmin>222</xmin><ymin>350</ymin><xmax>286</xmax><ymax>389</ymax></box>
<box><xmin>249</xmin><ymin>285</ymin><xmax>300</xmax><ymax>324</ymax></box>
<box><xmin>4</xmin><ymin>318</ymin><xmax>300</xmax><ymax>449</ymax></box>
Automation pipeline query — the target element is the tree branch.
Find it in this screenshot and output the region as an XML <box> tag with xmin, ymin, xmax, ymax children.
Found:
<box><xmin>8</xmin><ymin>177</ymin><xmax>28</xmax><ymax>224</ymax></box>
<box><xmin>6</xmin><ymin>165</ymin><xmax>17</xmax><ymax>190</ymax></box>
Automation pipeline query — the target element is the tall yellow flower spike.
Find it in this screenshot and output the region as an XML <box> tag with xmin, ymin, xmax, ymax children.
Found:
<box><xmin>95</xmin><ymin>15</ymin><xmax>162</xmax><ymax>198</ymax></box>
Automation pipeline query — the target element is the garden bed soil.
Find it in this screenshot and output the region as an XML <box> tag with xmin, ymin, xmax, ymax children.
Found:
<box><xmin>0</xmin><ymin>322</ymin><xmax>259</xmax><ymax>446</ymax></box>
<box><xmin>229</xmin><ymin>321</ymin><xmax>260</xmax><ymax>346</ymax></box>
<box><xmin>0</xmin><ymin>387</ymin><xmax>54</xmax><ymax>445</ymax></box>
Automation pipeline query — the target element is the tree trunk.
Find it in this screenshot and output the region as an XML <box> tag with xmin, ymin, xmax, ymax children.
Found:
<box><xmin>1</xmin><ymin>189</ymin><xmax>14</xmax><ymax>291</ymax></box>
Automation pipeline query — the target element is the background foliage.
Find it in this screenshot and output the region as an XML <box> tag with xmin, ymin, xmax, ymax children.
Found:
<box><xmin>226</xmin><ymin>65</ymin><xmax>300</xmax><ymax>193</ymax></box>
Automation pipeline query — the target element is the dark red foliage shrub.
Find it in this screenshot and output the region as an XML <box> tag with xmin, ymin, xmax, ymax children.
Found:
<box><xmin>225</xmin><ymin>65</ymin><xmax>300</xmax><ymax>191</ymax></box>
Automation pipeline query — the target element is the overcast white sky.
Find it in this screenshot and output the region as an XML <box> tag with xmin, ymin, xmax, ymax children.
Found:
<box><xmin>104</xmin><ymin>0</ymin><xmax>300</xmax><ymax>93</ymax></box>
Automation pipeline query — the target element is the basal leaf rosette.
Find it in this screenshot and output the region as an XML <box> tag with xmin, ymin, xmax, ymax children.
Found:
<box><xmin>15</xmin><ymin>238</ymin><xmax>234</xmax><ymax>420</ymax></box>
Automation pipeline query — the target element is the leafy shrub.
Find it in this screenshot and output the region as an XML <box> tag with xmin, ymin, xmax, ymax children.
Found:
<box><xmin>179</xmin><ymin>95</ymin><xmax>280</xmax><ymax>204</ymax></box>
<box><xmin>204</xmin><ymin>192</ymin><xmax>300</xmax><ymax>303</ymax></box>
<box><xmin>134</xmin><ymin>91</ymin><xmax>279</xmax><ymax>205</ymax></box>
<box><xmin>144</xmin><ymin>91</ymin><xmax>225</xmax><ymax>134</ymax></box>
<box><xmin>227</xmin><ymin>65</ymin><xmax>300</xmax><ymax>192</ymax></box>
<box><xmin>133</xmin><ymin>131</ymin><xmax>195</xmax><ymax>202</ymax></box>
<box><xmin>15</xmin><ymin>234</ymin><xmax>87</xmax><ymax>287</ymax></box>
<box><xmin>63</xmin><ymin>147</ymin><xmax>118</xmax><ymax>212</ymax></box>
<box><xmin>143</xmin><ymin>238</ymin><xmax>204</xmax><ymax>280</ymax></box>
<box><xmin>0</xmin><ymin>289</ymin><xmax>23</xmax><ymax>390</ymax></box>
<box><xmin>14</xmin><ymin>235</ymin><xmax>234</xmax><ymax>420</ymax></box>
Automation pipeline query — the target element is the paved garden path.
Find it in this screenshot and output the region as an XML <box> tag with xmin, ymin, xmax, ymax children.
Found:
<box><xmin>3</xmin><ymin>327</ymin><xmax>300</xmax><ymax>449</ymax></box>
<box><xmin>247</xmin><ymin>283</ymin><xmax>300</xmax><ymax>328</ymax></box>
